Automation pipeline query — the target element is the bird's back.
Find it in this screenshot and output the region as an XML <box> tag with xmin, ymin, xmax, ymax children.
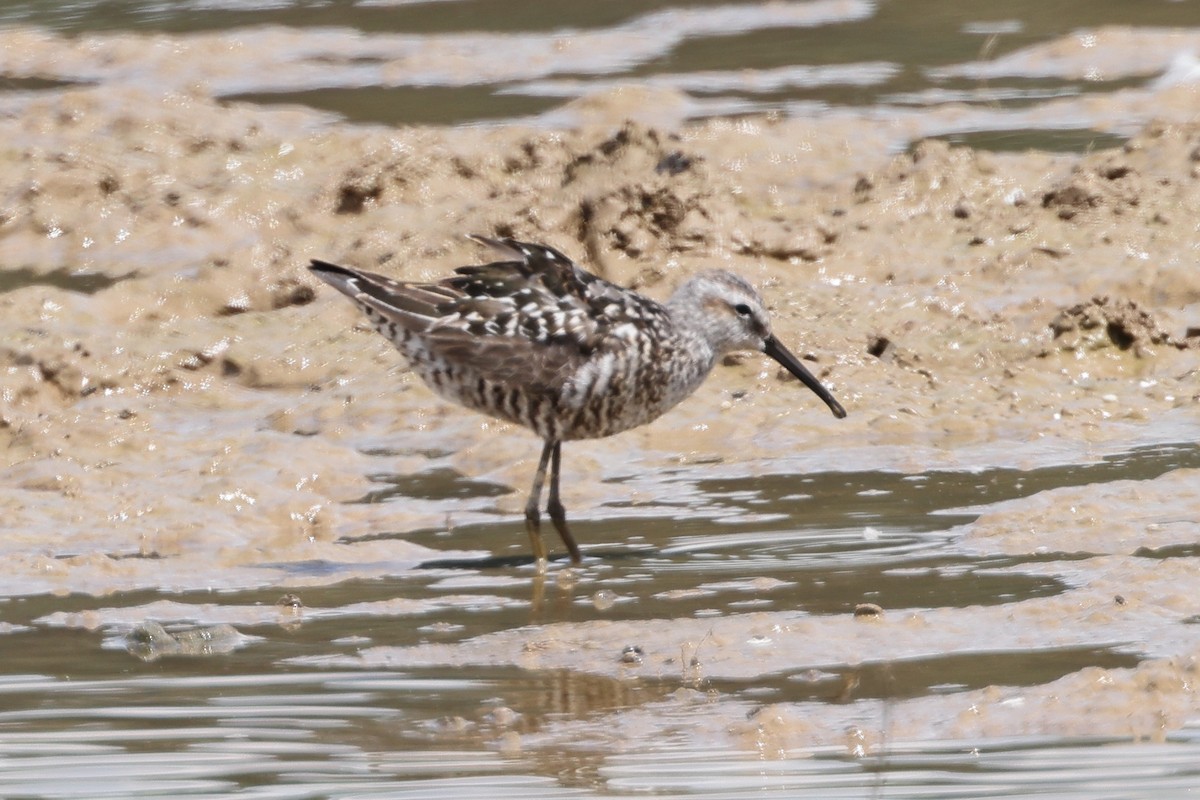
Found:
<box><xmin>310</xmin><ymin>237</ymin><xmax>707</xmax><ymax>442</ymax></box>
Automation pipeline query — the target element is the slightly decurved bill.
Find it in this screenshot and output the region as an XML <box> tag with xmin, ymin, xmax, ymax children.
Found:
<box><xmin>762</xmin><ymin>335</ymin><xmax>847</xmax><ymax>418</ymax></box>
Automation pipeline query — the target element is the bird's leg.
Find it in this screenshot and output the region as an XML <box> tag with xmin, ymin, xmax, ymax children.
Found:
<box><xmin>547</xmin><ymin>441</ymin><xmax>582</xmax><ymax>564</ymax></box>
<box><xmin>524</xmin><ymin>440</ymin><xmax>554</xmax><ymax>566</ymax></box>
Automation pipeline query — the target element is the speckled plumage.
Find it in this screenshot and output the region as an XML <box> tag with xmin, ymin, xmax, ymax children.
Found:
<box><xmin>310</xmin><ymin>236</ymin><xmax>846</xmax><ymax>565</ymax></box>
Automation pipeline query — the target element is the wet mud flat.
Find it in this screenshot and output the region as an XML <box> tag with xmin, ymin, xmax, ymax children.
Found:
<box><xmin>2</xmin><ymin>25</ymin><xmax>1200</xmax><ymax>797</ymax></box>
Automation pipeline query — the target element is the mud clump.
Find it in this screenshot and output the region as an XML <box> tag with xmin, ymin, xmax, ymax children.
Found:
<box><xmin>562</xmin><ymin>123</ymin><xmax>700</xmax><ymax>185</ymax></box>
<box><xmin>1049</xmin><ymin>296</ymin><xmax>1196</xmax><ymax>356</ymax></box>
<box><xmin>0</xmin><ymin>331</ymin><xmax>121</xmax><ymax>412</ymax></box>
<box><xmin>1040</xmin><ymin>159</ymin><xmax>1140</xmax><ymax>220</ymax></box>
<box><xmin>335</xmin><ymin>180</ymin><xmax>383</xmax><ymax>215</ymax></box>
<box><xmin>565</xmin><ymin>123</ymin><xmax>714</xmax><ymax>262</ymax></box>
<box><xmin>332</xmin><ymin>154</ymin><xmax>421</xmax><ymax>215</ymax></box>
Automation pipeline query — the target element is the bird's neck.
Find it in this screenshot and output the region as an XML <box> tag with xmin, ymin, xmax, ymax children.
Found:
<box><xmin>662</xmin><ymin>302</ymin><xmax>719</xmax><ymax>397</ymax></box>
<box><xmin>666</xmin><ymin>289</ymin><xmax>720</xmax><ymax>354</ymax></box>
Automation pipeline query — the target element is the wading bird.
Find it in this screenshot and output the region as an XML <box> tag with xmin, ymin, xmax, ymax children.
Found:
<box><xmin>310</xmin><ymin>236</ymin><xmax>846</xmax><ymax>564</ymax></box>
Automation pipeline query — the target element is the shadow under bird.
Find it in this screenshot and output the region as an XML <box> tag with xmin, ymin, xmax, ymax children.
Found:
<box><xmin>310</xmin><ymin>236</ymin><xmax>846</xmax><ymax>565</ymax></box>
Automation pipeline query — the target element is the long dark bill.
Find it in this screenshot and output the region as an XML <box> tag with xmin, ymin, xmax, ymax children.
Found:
<box><xmin>762</xmin><ymin>335</ymin><xmax>847</xmax><ymax>419</ymax></box>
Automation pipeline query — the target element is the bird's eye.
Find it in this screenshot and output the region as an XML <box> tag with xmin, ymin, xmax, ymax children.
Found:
<box><xmin>733</xmin><ymin>303</ymin><xmax>753</xmax><ymax>316</ymax></box>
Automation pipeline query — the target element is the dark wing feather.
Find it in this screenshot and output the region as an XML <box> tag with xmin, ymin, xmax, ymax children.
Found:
<box><xmin>310</xmin><ymin>259</ymin><xmax>453</xmax><ymax>329</ymax></box>
<box><xmin>426</xmin><ymin>237</ymin><xmax>613</xmax><ymax>390</ymax></box>
<box><xmin>310</xmin><ymin>253</ymin><xmax>593</xmax><ymax>391</ymax></box>
<box><xmin>420</xmin><ymin>329</ymin><xmax>579</xmax><ymax>390</ymax></box>
<box><xmin>310</xmin><ymin>238</ymin><xmax>668</xmax><ymax>392</ymax></box>
<box><xmin>452</xmin><ymin>235</ymin><xmax>605</xmax><ymax>303</ymax></box>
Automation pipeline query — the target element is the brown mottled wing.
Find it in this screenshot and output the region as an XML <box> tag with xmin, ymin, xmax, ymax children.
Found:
<box><xmin>312</xmin><ymin>239</ymin><xmax>660</xmax><ymax>392</ymax></box>
<box><xmin>409</xmin><ymin>236</ymin><xmax>628</xmax><ymax>391</ymax></box>
<box><xmin>420</xmin><ymin>327</ymin><xmax>581</xmax><ymax>392</ymax></box>
<box><xmin>452</xmin><ymin>235</ymin><xmax>605</xmax><ymax>301</ymax></box>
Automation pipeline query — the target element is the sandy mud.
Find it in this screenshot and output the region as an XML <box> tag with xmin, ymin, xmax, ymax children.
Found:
<box><xmin>2</xmin><ymin>21</ymin><xmax>1200</xmax><ymax>757</ymax></box>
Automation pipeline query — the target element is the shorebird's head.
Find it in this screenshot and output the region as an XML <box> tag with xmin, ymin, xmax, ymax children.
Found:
<box><xmin>671</xmin><ymin>270</ymin><xmax>847</xmax><ymax>419</ymax></box>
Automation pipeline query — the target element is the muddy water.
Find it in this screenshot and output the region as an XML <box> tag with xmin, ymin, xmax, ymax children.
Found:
<box><xmin>4</xmin><ymin>0</ymin><xmax>1200</xmax><ymax>797</ymax></box>
<box><xmin>3</xmin><ymin>443</ymin><xmax>1200</xmax><ymax>796</ymax></box>
<box><xmin>4</xmin><ymin>0</ymin><xmax>1200</xmax><ymax>137</ymax></box>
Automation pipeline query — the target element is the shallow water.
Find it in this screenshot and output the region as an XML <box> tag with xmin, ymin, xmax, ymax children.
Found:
<box><xmin>4</xmin><ymin>441</ymin><xmax>1200</xmax><ymax>796</ymax></box>
<box><xmin>4</xmin><ymin>0</ymin><xmax>1199</xmax><ymax>142</ymax></box>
